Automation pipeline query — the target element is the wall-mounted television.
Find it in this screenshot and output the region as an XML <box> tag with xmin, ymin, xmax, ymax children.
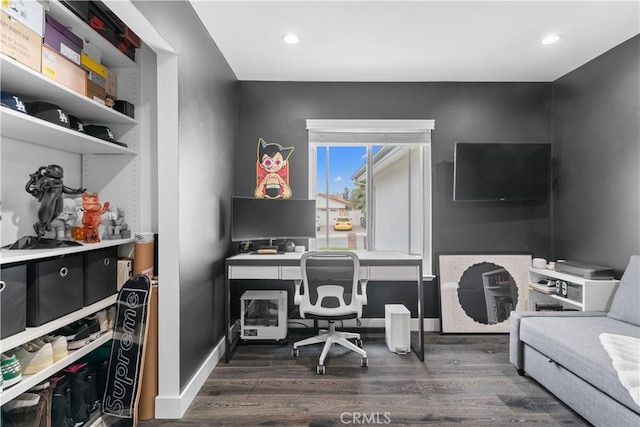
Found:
<box><xmin>453</xmin><ymin>142</ymin><xmax>552</xmax><ymax>201</ymax></box>
<box><xmin>231</xmin><ymin>197</ymin><xmax>317</xmax><ymax>242</ymax></box>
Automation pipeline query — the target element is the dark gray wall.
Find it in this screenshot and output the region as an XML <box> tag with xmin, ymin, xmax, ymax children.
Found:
<box><xmin>134</xmin><ymin>1</ymin><xmax>238</xmax><ymax>390</ymax></box>
<box><xmin>552</xmin><ymin>35</ymin><xmax>640</xmax><ymax>274</ymax></box>
<box><xmin>238</xmin><ymin>82</ymin><xmax>553</xmax><ymax>316</ymax></box>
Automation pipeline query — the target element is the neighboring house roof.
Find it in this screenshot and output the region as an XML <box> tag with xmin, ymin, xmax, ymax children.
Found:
<box><xmin>316</xmin><ymin>193</ymin><xmax>352</xmax><ymax>207</ymax></box>
<box><xmin>351</xmin><ymin>146</ymin><xmax>404</xmax><ymax>182</ymax></box>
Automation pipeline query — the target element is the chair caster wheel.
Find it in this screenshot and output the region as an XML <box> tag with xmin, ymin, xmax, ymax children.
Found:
<box><xmin>361</xmin><ymin>357</ymin><xmax>368</xmax><ymax>367</ymax></box>
<box><xmin>291</xmin><ymin>348</ymin><xmax>299</xmax><ymax>357</ymax></box>
<box><xmin>316</xmin><ymin>365</ymin><xmax>326</xmax><ymax>375</ymax></box>
<box><xmin>355</xmin><ymin>339</ymin><xmax>363</xmax><ymax>348</ymax></box>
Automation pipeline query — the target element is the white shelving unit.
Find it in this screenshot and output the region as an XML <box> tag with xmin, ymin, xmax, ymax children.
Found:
<box><xmin>0</xmin><ymin>294</ymin><xmax>117</xmax><ymax>352</ymax></box>
<box><xmin>0</xmin><ymin>0</ymin><xmax>150</xmax><ymax>416</ymax></box>
<box><xmin>1</xmin><ymin>331</ymin><xmax>113</xmax><ymax>405</ymax></box>
<box><xmin>528</xmin><ymin>267</ymin><xmax>619</xmax><ymax>311</ymax></box>
<box><xmin>1</xmin><ymin>238</ymin><xmax>134</xmax><ymax>265</ymax></box>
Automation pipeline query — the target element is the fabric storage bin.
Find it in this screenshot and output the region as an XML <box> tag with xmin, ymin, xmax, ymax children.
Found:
<box><xmin>84</xmin><ymin>247</ymin><xmax>117</xmax><ymax>305</ymax></box>
<box><xmin>27</xmin><ymin>255</ymin><xmax>84</xmax><ymax>327</ymax></box>
<box><xmin>1</xmin><ymin>263</ymin><xmax>27</xmax><ymax>339</ymax></box>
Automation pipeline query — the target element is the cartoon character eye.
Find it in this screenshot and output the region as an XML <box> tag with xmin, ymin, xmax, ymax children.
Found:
<box><xmin>274</xmin><ymin>159</ymin><xmax>282</xmax><ymax>167</ymax></box>
<box><xmin>262</xmin><ymin>158</ymin><xmax>273</xmax><ymax>168</ymax></box>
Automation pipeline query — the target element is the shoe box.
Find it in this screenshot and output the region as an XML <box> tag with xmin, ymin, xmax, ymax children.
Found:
<box><xmin>1</xmin><ymin>264</ymin><xmax>27</xmax><ymax>339</ymax></box>
<box><xmin>83</xmin><ymin>247</ymin><xmax>117</xmax><ymax>306</ymax></box>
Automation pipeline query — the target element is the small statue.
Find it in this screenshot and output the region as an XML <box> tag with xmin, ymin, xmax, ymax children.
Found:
<box><xmin>50</xmin><ymin>197</ymin><xmax>82</xmax><ymax>240</ymax></box>
<box><xmin>114</xmin><ymin>206</ymin><xmax>130</xmax><ymax>238</ymax></box>
<box><xmin>25</xmin><ymin>165</ymin><xmax>85</xmax><ymax>238</ymax></box>
<box><xmin>102</xmin><ymin>206</ymin><xmax>130</xmax><ymax>239</ymax></box>
<box><xmin>82</xmin><ymin>192</ymin><xmax>110</xmax><ymax>243</ymax></box>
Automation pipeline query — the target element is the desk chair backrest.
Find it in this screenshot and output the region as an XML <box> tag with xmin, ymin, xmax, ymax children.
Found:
<box><xmin>295</xmin><ymin>251</ymin><xmax>367</xmax><ymax>320</ymax></box>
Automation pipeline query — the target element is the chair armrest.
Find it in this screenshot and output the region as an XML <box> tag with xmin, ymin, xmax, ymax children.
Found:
<box><xmin>293</xmin><ymin>280</ymin><xmax>302</xmax><ymax>305</ymax></box>
<box><xmin>358</xmin><ymin>280</ymin><xmax>368</xmax><ymax>305</ymax></box>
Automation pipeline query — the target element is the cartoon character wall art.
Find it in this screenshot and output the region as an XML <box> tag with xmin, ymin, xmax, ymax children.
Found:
<box><xmin>254</xmin><ymin>138</ymin><xmax>294</xmax><ymax>199</ymax></box>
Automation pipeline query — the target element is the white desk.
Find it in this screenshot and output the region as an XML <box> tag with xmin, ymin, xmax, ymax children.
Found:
<box><xmin>225</xmin><ymin>251</ymin><xmax>425</xmax><ymax>362</ymax></box>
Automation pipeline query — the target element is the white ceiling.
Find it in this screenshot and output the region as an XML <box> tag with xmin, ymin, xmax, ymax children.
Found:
<box><xmin>189</xmin><ymin>1</ymin><xmax>640</xmax><ymax>82</ymax></box>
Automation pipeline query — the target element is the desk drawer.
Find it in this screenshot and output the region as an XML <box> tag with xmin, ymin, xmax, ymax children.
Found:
<box><xmin>281</xmin><ymin>267</ymin><xmax>301</xmax><ymax>280</ymax></box>
<box><xmin>229</xmin><ymin>266</ymin><xmax>279</xmax><ymax>279</ymax></box>
<box><xmin>282</xmin><ymin>266</ymin><xmax>368</xmax><ymax>280</ymax></box>
<box><xmin>369</xmin><ymin>265</ymin><xmax>418</xmax><ymax>281</ymax></box>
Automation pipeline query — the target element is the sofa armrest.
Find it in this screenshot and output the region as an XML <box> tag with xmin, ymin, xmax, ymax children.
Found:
<box><xmin>509</xmin><ymin>310</ymin><xmax>606</xmax><ymax>372</ymax></box>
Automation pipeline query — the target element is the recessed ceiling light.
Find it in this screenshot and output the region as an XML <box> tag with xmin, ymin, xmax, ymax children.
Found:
<box><xmin>542</xmin><ymin>34</ymin><xmax>562</xmax><ymax>45</ymax></box>
<box><xmin>282</xmin><ymin>33</ymin><xmax>299</xmax><ymax>44</ymax></box>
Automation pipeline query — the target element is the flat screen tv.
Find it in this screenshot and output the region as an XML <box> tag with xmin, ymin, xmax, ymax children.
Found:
<box><xmin>231</xmin><ymin>197</ymin><xmax>317</xmax><ymax>242</ymax></box>
<box><xmin>453</xmin><ymin>142</ymin><xmax>552</xmax><ymax>201</ymax></box>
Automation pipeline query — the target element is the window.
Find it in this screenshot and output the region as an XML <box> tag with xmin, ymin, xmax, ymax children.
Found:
<box><xmin>307</xmin><ymin>120</ymin><xmax>435</xmax><ymax>274</ymax></box>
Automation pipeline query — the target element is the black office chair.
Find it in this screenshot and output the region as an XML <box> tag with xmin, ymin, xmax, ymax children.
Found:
<box><xmin>291</xmin><ymin>251</ymin><xmax>368</xmax><ymax>374</ymax></box>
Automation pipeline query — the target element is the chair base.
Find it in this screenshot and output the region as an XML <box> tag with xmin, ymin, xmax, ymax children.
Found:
<box><xmin>292</xmin><ymin>321</ymin><xmax>367</xmax><ymax>369</ymax></box>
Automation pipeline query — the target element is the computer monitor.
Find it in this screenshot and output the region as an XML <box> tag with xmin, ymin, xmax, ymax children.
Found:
<box><xmin>231</xmin><ymin>197</ymin><xmax>317</xmax><ymax>243</ymax></box>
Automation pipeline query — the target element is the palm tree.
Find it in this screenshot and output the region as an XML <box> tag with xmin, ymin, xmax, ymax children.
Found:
<box><xmin>349</xmin><ymin>182</ymin><xmax>366</xmax><ymax>214</ymax></box>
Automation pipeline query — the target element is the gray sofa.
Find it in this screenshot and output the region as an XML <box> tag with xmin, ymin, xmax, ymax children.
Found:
<box><xmin>510</xmin><ymin>255</ymin><xmax>640</xmax><ymax>426</ymax></box>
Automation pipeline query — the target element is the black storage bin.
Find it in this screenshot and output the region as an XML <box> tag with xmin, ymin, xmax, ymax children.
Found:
<box><xmin>83</xmin><ymin>247</ymin><xmax>117</xmax><ymax>305</ymax></box>
<box><xmin>27</xmin><ymin>255</ymin><xmax>84</xmax><ymax>327</ymax></box>
<box><xmin>113</xmin><ymin>100</ymin><xmax>134</xmax><ymax>118</ymax></box>
<box><xmin>1</xmin><ymin>263</ymin><xmax>27</xmax><ymax>339</ymax></box>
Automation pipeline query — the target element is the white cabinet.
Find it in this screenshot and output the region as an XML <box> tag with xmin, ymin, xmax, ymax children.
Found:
<box><xmin>0</xmin><ymin>0</ymin><xmax>150</xmax><ymax>409</ymax></box>
<box><xmin>528</xmin><ymin>267</ymin><xmax>619</xmax><ymax>311</ymax></box>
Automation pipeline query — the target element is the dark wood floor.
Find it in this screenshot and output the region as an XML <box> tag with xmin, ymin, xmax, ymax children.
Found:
<box><xmin>140</xmin><ymin>332</ymin><xmax>588</xmax><ymax>426</ymax></box>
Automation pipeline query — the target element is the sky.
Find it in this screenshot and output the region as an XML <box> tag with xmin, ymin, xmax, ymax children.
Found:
<box><xmin>316</xmin><ymin>146</ymin><xmax>367</xmax><ymax>195</ymax></box>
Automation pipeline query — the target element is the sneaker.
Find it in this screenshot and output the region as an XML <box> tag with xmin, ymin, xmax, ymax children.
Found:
<box><xmin>33</xmin><ymin>335</ymin><xmax>68</xmax><ymax>362</ymax></box>
<box><xmin>106</xmin><ymin>306</ymin><xmax>116</xmax><ymax>330</ymax></box>
<box><xmin>51</xmin><ymin>376</ymin><xmax>74</xmax><ymax>427</ymax></box>
<box><xmin>15</xmin><ymin>343</ymin><xmax>54</xmax><ymax>375</ymax></box>
<box><xmin>55</xmin><ymin>323</ymin><xmax>91</xmax><ymax>350</ymax></box>
<box><xmin>1</xmin><ymin>392</ymin><xmax>44</xmax><ymax>427</ymax></box>
<box><xmin>87</xmin><ymin>310</ymin><xmax>109</xmax><ymax>335</ymax></box>
<box><xmin>1</xmin><ymin>353</ymin><xmax>23</xmax><ymax>387</ymax></box>
<box><xmin>28</xmin><ymin>380</ymin><xmax>54</xmax><ymax>427</ymax></box>
<box><xmin>78</xmin><ymin>317</ymin><xmax>102</xmax><ymax>341</ymax></box>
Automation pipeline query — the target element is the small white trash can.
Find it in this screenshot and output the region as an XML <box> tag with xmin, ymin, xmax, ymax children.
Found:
<box><xmin>385</xmin><ymin>304</ymin><xmax>410</xmax><ymax>354</ymax></box>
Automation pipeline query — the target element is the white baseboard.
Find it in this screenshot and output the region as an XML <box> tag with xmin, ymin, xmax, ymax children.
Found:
<box><xmin>288</xmin><ymin>317</ymin><xmax>440</xmax><ymax>331</ymax></box>
<box><xmin>154</xmin><ymin>336</ymin><xmax>225</xmax><ymax>419</ymax></box>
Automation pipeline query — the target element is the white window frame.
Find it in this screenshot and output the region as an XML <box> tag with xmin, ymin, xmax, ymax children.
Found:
<box><xmin>306</xmin><ymin>119</ymin><xmax>435</xmax><ymax>275</ymax></box>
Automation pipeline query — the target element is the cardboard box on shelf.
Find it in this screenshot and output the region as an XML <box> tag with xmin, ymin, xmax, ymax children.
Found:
<box><xmin>44</xmin><ymin>14</ymin><xmax>83</xmax><ymax>65</ymax></box>
<box><xmin>41</xmin><ymin>44</ymin><xmax>87</xmax><ymax>95</ymax></box>
<box><xmin>1</xmin><ymin>0</ymin><xmax>44</xmax><ymax>36</ymax></box>
<box><xmin>1</xmin><ymin>11</ymin><xmax>42</xmax><ymax>72</ymax></box>
<box><xmin>106</xmin><ymin>69</ymin><xmax>117</xmax><ymax>98</ymax></box>
<box><xmin>86</xmin><ymin>78</ymin><xmax>106</xmax><ymax>104</ymax></box>
<box><xmin>80</xmin><ymin>52</ymin><xmax>107</xmax><ymax>78</ymax></box>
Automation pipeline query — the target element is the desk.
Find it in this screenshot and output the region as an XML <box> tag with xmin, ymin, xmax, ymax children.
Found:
<box><xmin>225</xmin><ymin>251</ymin><xmax>425</xmax><ymax>362</ymax></box>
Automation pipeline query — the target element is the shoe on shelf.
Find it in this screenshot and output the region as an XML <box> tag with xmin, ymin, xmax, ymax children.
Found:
<box><xmin>87</xmin><ymin>310</ymin><xmax>109</xmax><ymax>335</ymax></box>
<box><xmin>15</xmin><ymin>342</ymin><xmax>54</xmax><ymax>375</ymax></box>
<box><xmin>33</xmin><ymin>335</ymin><xmax>68</xmax><ymax>363</ymax></box>
<box><xmin>1</xmin><ymin>353</ymin><xmax>23</xmax><ymax>387</ymax></box>
<box><xmin>77</xmin><ymin>317</ymin><xmax>102</xmax><ymax>341</ymax></box>
<box><xmin>106</xmin><ymin>306</ymin><xmax>116</xmax><ymax>330</ymax></box>
<box><xmin>55</xmin><ymin>323</ymin><xmax>91</xmax><ymax>350</ymax></box>
<box><xmin>28</xmin><ymin>380</ymin><xmax>54</xmax><ymax>427</ymax></box>
<box><xmin>1</xmin><ymin>392</ymin><xmax>44</xmax><ymax>427</ymax></box>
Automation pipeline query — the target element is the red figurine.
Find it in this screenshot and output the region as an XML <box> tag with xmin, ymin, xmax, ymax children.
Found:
<box><xmin>82</xmin><ymin>192</ymin><xmax>110</xmax><ymax>243</ymax></box>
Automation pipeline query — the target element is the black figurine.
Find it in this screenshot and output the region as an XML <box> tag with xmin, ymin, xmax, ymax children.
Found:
<box><xmin>8</xmin><ymin>165</ymin><xmax>85</xmax><ymax>249</ymax></box>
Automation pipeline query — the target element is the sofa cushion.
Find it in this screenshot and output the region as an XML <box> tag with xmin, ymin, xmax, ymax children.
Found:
<box><xmin>520</xmin><ymin>316</ymin><xmax>640</xmax><ymax>413</ymax></box>
<box><xmin>608</xmin><ymin>255</ymin><xmax>640</xmax><ymax>327</ymax></box>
